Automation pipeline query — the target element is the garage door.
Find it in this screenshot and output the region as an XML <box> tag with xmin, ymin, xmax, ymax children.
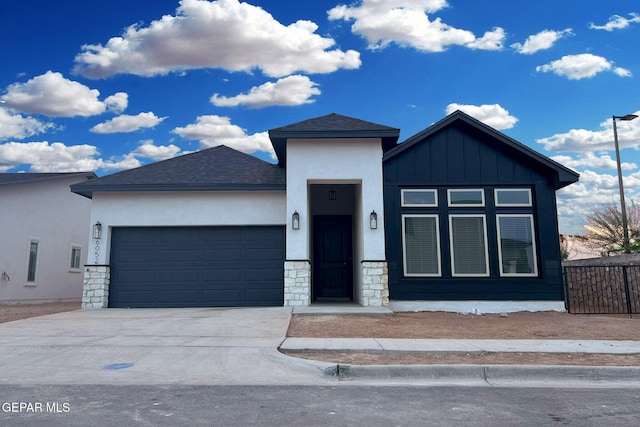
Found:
<box><xmin>108</xmin><ymin>226</ymin><xmax>284</xmax><ymax>308</ymax></box>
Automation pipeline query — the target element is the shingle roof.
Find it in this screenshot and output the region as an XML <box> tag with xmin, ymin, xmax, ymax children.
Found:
<box><xmin>0</xmin><ymin>172</ymin><xmax>96</xmax><ymax>186</ymax></box>
<box><xmin>270</xmin><ymin>113</ymin><xmax>399</xmax><ymax>134</ymax></box>
<box><xmin>268</xmin><ymin>113</ymin><xmax>400</xmax><ymax>166</ymax></box>
<box><xmin>71</xmin><ymin>145</ymin><xmax>285</xmax><ymax>198</ymax></box>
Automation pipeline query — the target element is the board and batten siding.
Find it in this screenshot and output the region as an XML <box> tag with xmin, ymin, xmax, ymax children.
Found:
<box><xmin>383</xmin><ymin>123</ymin><xmax>564</xmax><ymax>301</ymax></box>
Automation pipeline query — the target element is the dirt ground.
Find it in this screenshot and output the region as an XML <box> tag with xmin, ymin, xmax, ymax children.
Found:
<box><xmin>2</xmin><ymin>303</ymin><xmax>638</xmax><ymax>366</ymax></box>
<box><xmin>0</xmin><ymin>301</ymin><xmax>80</xmax><ymax>324</ymax></box>
<box><xmin>285</xmin><ymin>311</ymin><xmax>640</xmax><ymax>366</ymax></box>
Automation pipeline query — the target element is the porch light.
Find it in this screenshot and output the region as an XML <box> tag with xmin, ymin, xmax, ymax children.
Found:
<box><xmin>292</xmin><ymin>211</ymin><xmax>300</xmax><ymax>230</ymax></box>
<box><xmin>328</xmin><ymin>185</ymin><xmax>337</xmax><ymax>201</ymax></box>
<box><xmin>93</xmin><ymin>221</ymin><xmax>102</xmax><ymax>240</ymax></box>
<box><xmin>370</xmin><ymin>211</ymin><xmax>378</xmax><ymax>229</ymax></box>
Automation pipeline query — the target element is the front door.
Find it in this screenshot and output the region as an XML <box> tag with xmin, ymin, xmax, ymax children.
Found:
<box><xmin>313</xmin><ymin>215</ymin><xmax>353</xmax><ymax>301</ymax></box>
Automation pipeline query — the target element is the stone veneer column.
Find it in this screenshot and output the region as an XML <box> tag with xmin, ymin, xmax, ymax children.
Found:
<box><xmin>82</xmin><ymin>265</ymin><xmax>110</xmax><ymax>309</ymax></box>
<box><xmin>361</xmin><ymin>261</ymin><xmax>389</xmax><ymax>307</ymax></box>
<box><xmin>284</xmin><ymin>260</ymin><xmax>311</xmax><ymax>306</ymax></box>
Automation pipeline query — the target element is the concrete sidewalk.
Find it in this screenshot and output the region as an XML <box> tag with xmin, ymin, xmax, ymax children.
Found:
<box><xmin>280</xmin><ymin>337</ymin><xmax>640</xmax><ymax>354</ymax></box>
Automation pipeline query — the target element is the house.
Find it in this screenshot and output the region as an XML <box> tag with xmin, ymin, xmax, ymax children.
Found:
<box><xmin>71</xmin><ymin>111</ymin><xmax>578</xmax><ymax>312</ymax></box>
<box><xmin>0</xmin><ymin>172</ymin><xmax>96</xmax><ymax>304</ymax></box>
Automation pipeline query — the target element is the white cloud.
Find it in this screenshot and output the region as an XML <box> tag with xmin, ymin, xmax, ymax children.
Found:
<box><xmin>538</xmin><ymin>112</ymin><xmax>640</xmax><ymax>152</ymax></box>
<box><xmin>0</xmin><ymin>71</ymin><xmax>128</xmax><ymax>117</ymax></box>
<box><xmin>91</xmin><ymin>112</ymin><xmax>167</xmax><ymax>134</ymax></box>
<box><xmin>73</xmin><ymin>0</ymin><xmax>360</xmax><ymax>79</ymax></box>
<box><xmin>589</xmin><ymin>13</ymin><xmax>640</xmax><ymax>31</ymax></box>
<box><xmin>551</xmin><ymin>152</ymin><xmax>637</xmax><ymax>171</ymax></box>
<box><xmin>328</xmin><ymin>0</ymin><xmax>505</xmax><ymax>52</ymax></box>
<box><xmin>511</xmin><ymin>28</ymin><xmax>572</xmax><ymax>54</ymax></box>
<box><xmin>211</xmin><ymin>75</ymin><xmax>321</xmax><ymax>108</ymax></box>
<box><xmin>0</xmin><ymin>141</ymin><xmax>141</xmax><ymax>172</ymax></box>
<box><xmin>172</xmin><ymin>115</ymin><xmax>273</xmax><ymax>156</ymax></box>
<box><xmin>535</xmin><ymin>53</ymin><xmax>630</xmax><ymax>80</ymax></box>
<box><xmin>105</xmin><ymin>93</ymin><xmax>129</xmax><ymax>113</ymax></box>
<box><xmin>445</xmin><ymin>103</ymin><xmax>518</xmax><ymax>129</ymax></box>
<box><xmin>0</xmin><ymin>108</ymin><xmax>56</xmax><ymax>141</ymax></box>
<box><xmin>131</xmin><ymin>140</ymin><xmax>181</xmax><ymax>160</ymax></box>
<box><xmin>614</xmin><ymin>67</ymin><xmax>633</xmax><ymax>77</ymax></box>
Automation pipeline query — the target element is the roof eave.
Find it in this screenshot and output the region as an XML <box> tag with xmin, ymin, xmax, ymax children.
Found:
<box><xmin>70</xmin><ymin>183</ymin><xmax>286</xmax><ymax>198</ymax></box>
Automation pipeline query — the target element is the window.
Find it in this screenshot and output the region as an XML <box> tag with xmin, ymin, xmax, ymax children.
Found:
<box><xmin>495</xmin><ymin>188</ymin><xmax>532</xmax><ymax>207</ymax></box>
<box><xmin>449</xmin><ymin>215</ymin><xmax>489</xmax><ymax>277</ymax></box>
<box><xmin>497</xmin><ymin>215</ymin><xmax>538</xmax><ymax>276</ymax></box>
<box><xmin>70</xmin><ymin>247</ymin><xmax>82</xmax><ymax>270</ymax></box>
<box><xmin>402</xmin><ymin>215</ymin><xmax>441</xmax><ymax>276</ymax></box>
<box><xmin>27</xmin><ymin>241</ymin><xmax>38</xmax><ymax>282</ymax></box>
<box><xmin>401</xmin><ymin>189</ymin><xmax>438</xmax><ymax>207</ymax></box>
<box><xmin>447</xmin><ymin>189</ymin><xmax>485</xmax><ymax>207</ymax></box>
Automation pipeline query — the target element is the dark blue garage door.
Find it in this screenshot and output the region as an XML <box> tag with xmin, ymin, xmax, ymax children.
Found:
<box><xmin>108</xmin><ymin>226</ymin><xmax>284</xmax><ymax>308</ymax></box>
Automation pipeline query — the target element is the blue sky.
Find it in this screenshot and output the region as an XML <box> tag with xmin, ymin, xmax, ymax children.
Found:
<box><xmin>1</xmin><ymin>0</ymin><xmax>639</xmax><ymax>234</ymax></box>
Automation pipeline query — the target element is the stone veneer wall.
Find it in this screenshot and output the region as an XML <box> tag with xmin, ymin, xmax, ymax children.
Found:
<box><xmin>284</xmin><ymin>260</ymin><xmax>311</xmax><ymax>306</ymax></box>
<box><xmin>361</xmin><ymin>261</ymin><xmax>389</xmax><ymax>307</ymax></box>
<box><xmin>82</xmin><ymin>265</ymin><xmax>110</xmax><ymax>309</ymax></box>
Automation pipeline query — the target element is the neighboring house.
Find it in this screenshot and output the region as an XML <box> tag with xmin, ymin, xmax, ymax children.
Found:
<box><xmin>560</xmin><ymin>235</ymin><xmax>602</xmax><ymax>261</ymax></box>
<box><xmin>71</xmin><ymin>111</ymin><xmax>578</xmax><ymax>312</ymax></box>
<box><xmin>0</xmin><ymin>172</ymin><xmax>96</xmax><ymax>304</ymax></box>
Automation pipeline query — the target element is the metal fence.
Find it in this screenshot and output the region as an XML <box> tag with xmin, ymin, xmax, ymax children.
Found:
<box><xmin>563</xmin><ymin>265</ymin><xmax>640</xmax><ymax>315</ymax></box>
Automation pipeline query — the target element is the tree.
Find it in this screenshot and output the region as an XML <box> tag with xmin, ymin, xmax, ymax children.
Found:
<box><xmin>584</xmin><ymin>201</ymin><xmax>640</xmax><ymax>255</ymax></box>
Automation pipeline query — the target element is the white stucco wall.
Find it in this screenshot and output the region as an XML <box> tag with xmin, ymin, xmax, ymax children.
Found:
<box><xmin>0</xmin><ymin>176</ymin><xmax>92</xmax><ymax>303</ymax></box>
<box><xmin>88</xmin><ymin>191</ymin><xmax>286</xmax><ymax>264</ymax></box>
<box><xmin>285</xmin><ymin>138</ymin><xmax>386</xmax><ymax>261</ymax></box>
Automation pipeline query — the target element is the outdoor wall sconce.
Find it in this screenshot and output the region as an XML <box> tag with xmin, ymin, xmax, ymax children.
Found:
<box><xmin>93</xmin><ymin>221</ymin><xmax>102</xmax><ymax>240</ymax></box>
<box><xmin>292</xmin><ymin>211</ymin><xmax>300</xmax><ymax>230</ymax></box>
<box><xmin>370</xmin><ymin>211</ymin><xmax>378</xmax><ymax>229</ymax></box>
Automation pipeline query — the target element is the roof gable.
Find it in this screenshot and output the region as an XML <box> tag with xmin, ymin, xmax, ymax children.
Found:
<box><xmin>269</xmin><ymin>113</ymin><xmax>400</xmax><ymax>166</ymax></box>
<box><xmin>71</xmin><ymin>145</ymin><xmax>285</xmax><ymax>198</ymax></box>
<box><xmin>383</xmin><ymin>110</ymin><xmax>579</xmax><ymax>189</ymax></box>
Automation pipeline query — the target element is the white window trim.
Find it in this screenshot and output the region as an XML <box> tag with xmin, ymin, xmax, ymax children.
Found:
<box><xmin>448</xmin><ymin>214</ymin><xmax>490</xmax><ymax>277</ymax></box>
<box><xmin>494</xmin><ymin>188</ymin><xmax>532</xmax><ymax>207</ymax></box>
<box><xmin>69</xmin><ymin>245</ymin><xmax>83</xmax><ymax>272</ymax></box>
<box><xmin>402</xmin><ymin>214</ymin><xmax>442</xmax><ymax>277</ymax></box>
<box><xmin>401</xmin><ymin>189</ymin><xmax>438</xmax><ymax>207</ymax></box>
<box><xmin>447</xmin><ymin>189</ymin><xmax>485</xmax><ymax>207</ymax></box>
<box><xmin>26</xmin><ymin>238</ymin><xmax>39</xmax><ymax>286</ymax></box>
<box><xmin>497</xmin><ymin>214</ymin><xmax>538</xmax><ymax>277</ymax></box>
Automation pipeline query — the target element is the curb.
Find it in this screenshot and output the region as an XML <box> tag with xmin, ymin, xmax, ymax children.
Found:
<box><xmin>322</xmin><ymin>364</ymin><xmax>640</xmax><ymax>385</ymax></box>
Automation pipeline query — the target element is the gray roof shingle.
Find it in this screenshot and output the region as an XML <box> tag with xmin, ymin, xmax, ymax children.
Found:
<box><xmin>71</xmin><ymin>145</ymin><xmax>285</xmax><ymax>198</ymax></box>
<box><xmin>268</xmin><ymin>113</ymin><xmax>400</xmax><ymax>166</ymax></box>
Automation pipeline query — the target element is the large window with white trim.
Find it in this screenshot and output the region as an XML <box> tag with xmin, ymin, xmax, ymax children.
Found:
<box><xmin>448</xmin><ymin>214</ymin><xmax>489</xmax><ymax>277</ymax></box>
<box><xmin>497</xmin><ymin>214</ymin><xmax>538</xmax><ymax>276</ymax></box>
<box><xmin>402</xmin><ymin>215</ymin><xmax>441</xmax><ymax>276</ymax></box>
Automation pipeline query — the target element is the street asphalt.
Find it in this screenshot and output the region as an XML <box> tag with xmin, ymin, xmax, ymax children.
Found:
<box><xmin>0</xmin><ymin>307</ymin><xmax>639</xmax><ymax>388</ymax></box>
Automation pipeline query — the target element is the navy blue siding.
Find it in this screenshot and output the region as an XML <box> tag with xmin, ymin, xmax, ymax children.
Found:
<box><xmin>384</xmin><ymin>124</ymin><xmax>564</xmax><ymax>301</ymax></box>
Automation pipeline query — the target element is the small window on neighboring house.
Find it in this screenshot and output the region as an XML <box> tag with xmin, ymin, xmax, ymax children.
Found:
<box><xmin>447</xmin><ymin>189</ymin><xmax>485</xmax><ymax>207</ymax></box>
<box><xmin>449</xmin><ymin>214</ymin><xmax>489</xmax><ymax>277</ymax></box>
<box><xmin>70</xmin><ymin>247</ymin><xmax>82</xmax><ymax>271</ymax></box>
<box><xmin>401</xmin><ymin>189</ymin><xmax>438</xmax><ymax>207</ymax></box>
<box><xmin>495</xmin><ymin>189</ymin><xmax>532</xmax><ymax>207</ymax></box>
<box><xmin>27</xmin><ymin>241</ymin><xmax>38</xmax><ymax>283</ymax></box>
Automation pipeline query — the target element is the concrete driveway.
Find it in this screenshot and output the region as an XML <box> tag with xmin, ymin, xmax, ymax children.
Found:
<box><xmin>0</xmin><ymin>307</ymin><xmax>332</xmax><ymax>385</ymax></box>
